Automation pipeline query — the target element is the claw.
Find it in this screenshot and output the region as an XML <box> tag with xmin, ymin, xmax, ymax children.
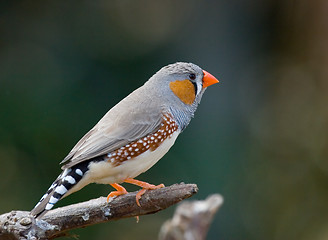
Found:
<box><xmin>107</xmin><ymin>179</ymin><xmax>164</xmax><ymax>206</ymax></box>
<box><xmin>106</xmin><ymin>183</ymin><xmax>128</xmax><ymax>202</ymax></box>
<box><xmin>124</xmin><ymin>178</ymin><xmax>165</xmax><ymax>206</ymax></box>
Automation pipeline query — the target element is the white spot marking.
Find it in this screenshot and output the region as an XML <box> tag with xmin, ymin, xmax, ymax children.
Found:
<box><xmin>76</xmin><ymin>169</ymin><xmax>83</xmax><ymax>176</ymax></box>
<box><xmin>55</xmin><ymin>185</ymin><xmax>68</xmax><ymax>195</ymax></box>
<box><xmin>45</xmin><ymin>203</ymin><xmax>53</xmax><ymax>210</ymax></box>
<box><xmin>40</xmin><ymin>193</ymin><xmax>48</xmax><ymax>201</ymax></box>
<box><xmin>64</xmin><ymin>176</ymin><xmax>76</xmax><ymax>184</ymax></box>
<box><xmin>49</xmin><ymin>196</ymin><xmax>58</xmax><ymax>204</ymax></box>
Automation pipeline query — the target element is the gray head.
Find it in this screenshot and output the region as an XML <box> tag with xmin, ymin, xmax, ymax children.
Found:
<box><xmin>146</xmin><ymin>62</ymin><xmax>219</xmax><ymax>130</ymax></box>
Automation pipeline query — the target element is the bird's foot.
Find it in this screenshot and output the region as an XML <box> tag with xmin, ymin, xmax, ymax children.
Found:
<box><xmin>124</xmin><ymin>178</ymin><xmax>165</xmax><ymax>206</ymax></box>
<box><xmin>107</xmin><ymin>183</ymin><xmax>128</xmax><ymax>202</ymax></box>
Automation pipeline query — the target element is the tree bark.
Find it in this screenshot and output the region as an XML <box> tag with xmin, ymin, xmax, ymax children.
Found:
<box><xmin>0</xmin><ymin>183</ymin><xmax>198</xmax><ymax>240</ymax></box>
<box><xmin>159</xmin><ymin>194</ymin><xmax>223</xmax><ymax>240</ymax></box>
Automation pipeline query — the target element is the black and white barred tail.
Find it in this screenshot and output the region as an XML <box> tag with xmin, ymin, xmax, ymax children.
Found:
<box><xmin>30</xmin><ymin>162</ymin><xmax>90</xmax><ymax>219</ymax></box>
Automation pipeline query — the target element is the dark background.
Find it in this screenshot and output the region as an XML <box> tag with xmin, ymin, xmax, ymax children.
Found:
<box><xmin>1</xmin><ymin>1</ymin><xmax>328</xmax><ymax>239</ymax></box>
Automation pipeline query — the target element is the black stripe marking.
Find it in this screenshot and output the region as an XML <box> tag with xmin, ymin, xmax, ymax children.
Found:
<box><xmin>31</xmin><ymin>156</ymin><xmax>109</xmax><ymax>218</ymax></box>
<box><xmin>70</xmin><ymin>170</ymin><xmax>83</xmax><ymax>182</ymax></box>
<box><xmin>191</xmin><ymin>81</ymin><xmax>197</xmax><ymax>96</ymax></box>
<box><xmin>53</xmin><ymin>192</ymin><xmax>62</xmax><ymax>200</ymax></box>
<box><xmin>62</xmin><ymin>180</ymin><xmax>72</xmax><ymax>190</ymax></box>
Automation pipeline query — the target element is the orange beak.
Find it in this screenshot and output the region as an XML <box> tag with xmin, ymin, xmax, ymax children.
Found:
<box><xmin>202</xmin><ymin>70</ymin><xmax>219</xmax><ymax>88</ymax></box>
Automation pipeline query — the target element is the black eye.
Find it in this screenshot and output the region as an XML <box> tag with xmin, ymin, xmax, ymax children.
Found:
<box><xmin>189</xmin><ymin>73</ymin><xmax>196</xmax><ymax>80</ymax></box>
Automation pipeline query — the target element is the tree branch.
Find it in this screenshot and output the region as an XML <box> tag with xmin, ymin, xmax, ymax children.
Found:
<box><xmin>0</xmin><ymin>183</ymin><xmax>198</xmax><ymax>240</ymax></box>
<box><xmin>159</xmin><ymin>194</ymin><xmax>224</xmax><ymax>240</ymax></box>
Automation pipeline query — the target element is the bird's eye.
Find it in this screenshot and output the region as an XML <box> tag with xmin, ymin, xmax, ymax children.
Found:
<box><xmin>189</xmin><ymin>73</ymin><xmax>196</xmax><ymax>80</ymax></box>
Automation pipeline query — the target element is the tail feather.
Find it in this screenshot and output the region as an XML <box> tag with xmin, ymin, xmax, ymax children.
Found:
<box><xmin>30</xmin><ymin>165</ymin><xmax>87</xmax><ymax>218</ymax></box>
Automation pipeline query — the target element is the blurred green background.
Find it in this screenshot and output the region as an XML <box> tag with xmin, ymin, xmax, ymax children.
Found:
<box><xmin>1</xmin><ymin>1</ymin><xmax>328</xmax><ymax>239</ymax></box>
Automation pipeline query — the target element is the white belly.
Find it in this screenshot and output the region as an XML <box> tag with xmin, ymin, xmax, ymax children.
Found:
<box><xmin>66</xmin><ymin>130</ymin><xmax>180</xmax><ymax>195</ymax></box>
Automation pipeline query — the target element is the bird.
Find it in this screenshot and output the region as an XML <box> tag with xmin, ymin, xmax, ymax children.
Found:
<box><xmin>30</xmin><ymin>62</ymin><xmax>219</xmax><ymax>219</ymax></box>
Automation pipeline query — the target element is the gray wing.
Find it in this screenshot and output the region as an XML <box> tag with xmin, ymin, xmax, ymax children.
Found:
<box><xmin>60</xmin><ymin>88</ymin><xmax>163</xmax><ymax>169</ymax></box>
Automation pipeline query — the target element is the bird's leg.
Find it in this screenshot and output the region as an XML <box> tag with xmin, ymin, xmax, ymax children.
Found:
<box><xmin>124</xmin><ymin>178</ymin><xmax>165</xmax><ymax>207</ymax></box>
<box><xmin>107</xmin><ymin>183</ymin><xmax>128</xmax><ymax>202</ymax></box>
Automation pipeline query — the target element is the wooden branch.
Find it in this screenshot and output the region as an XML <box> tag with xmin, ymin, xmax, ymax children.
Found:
<box><xmin>159</xmin><ymin>194</ymin><xmax>223</xmax><ymax>240</ymax></box>
<box><xmin>0</xmin><ymin>183</ymin><xmax>198</xmax><ymax>240</ymax></box>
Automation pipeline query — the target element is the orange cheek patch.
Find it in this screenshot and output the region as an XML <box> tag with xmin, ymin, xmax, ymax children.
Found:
<box><xmin>169</xmin><ymin>80</ymin><xmax>196</xmax><ymax>105</ymax></box>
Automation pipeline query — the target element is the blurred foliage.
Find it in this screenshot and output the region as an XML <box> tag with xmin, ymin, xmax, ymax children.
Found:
<box><xmin>1</xmin><ymin>0</ymin><xmax>328</xmax><ymax>239</ymax></box>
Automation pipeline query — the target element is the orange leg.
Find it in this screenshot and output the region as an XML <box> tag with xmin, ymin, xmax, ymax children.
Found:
<box><xmin>106</xmin><ymin>183</ymin><xmax>128</xmax><ymax>202</ymax></box>
<box><xmin>124</xmin><ymin>178</ymin><xmax>165</xmax><ymax>207</ymax></box>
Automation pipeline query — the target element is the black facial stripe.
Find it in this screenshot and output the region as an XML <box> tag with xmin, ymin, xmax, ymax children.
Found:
<box><xmin>191</xmin><ymin>81</ymin><xmax>197</xmax><ymax>96</ymax></box>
